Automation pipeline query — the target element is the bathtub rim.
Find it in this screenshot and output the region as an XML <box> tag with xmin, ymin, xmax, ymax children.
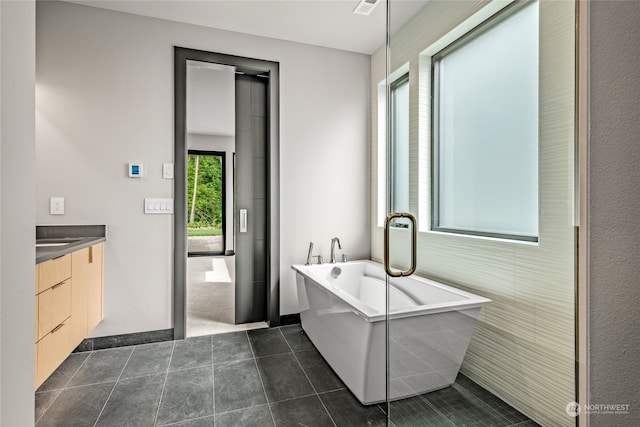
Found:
<box><xmin>292</xmin><ymin>259</ymin><xmax>490</xmax><ymax>323</ymax></box>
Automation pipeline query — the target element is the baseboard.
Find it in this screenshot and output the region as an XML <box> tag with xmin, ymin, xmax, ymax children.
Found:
<box><xmin>73</xmin><ymin>328</ymin><xmax>174</xmax><ymax>353</ymax></box>
<box><xmin>279</xmin><ymin>313</ymin><xmax>301</xmax><ymax>326</ymax></box>
<box><xmin>72</xmin><ymin>318</ymin><xmax>299</xmax><ymax>353</ymax></box>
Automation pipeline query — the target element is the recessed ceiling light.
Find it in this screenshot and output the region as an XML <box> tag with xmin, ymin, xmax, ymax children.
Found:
<box><xmin>353</xmin><ymin>0</ymin><xmax>380</xmax><ymax>16</ymax></box>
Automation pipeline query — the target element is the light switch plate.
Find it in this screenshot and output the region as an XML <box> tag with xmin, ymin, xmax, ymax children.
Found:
<box><xmin>50</xmin><ymin>197</ymin><xmax>65</xmax><ymax>215</ymax></box>
<box><xmin>163</xmin><ymin>163</ymin><xmax>174</xmax><ymax>179</ymax></box>
<box><xmin>144</xmin><ymin>198</ymin><xmax>174</xmax><ymax>214</ymax></box>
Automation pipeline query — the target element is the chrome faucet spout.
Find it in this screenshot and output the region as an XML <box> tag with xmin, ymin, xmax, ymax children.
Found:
<box><xmin>330</xmin><ymin>237</ymin><xmax>342</xmax><ymax>263</ymax></box>
<box><xmin>305</xmin><ymin>242</ymin><xmax>314</xmax><ymax>266</ymax></box>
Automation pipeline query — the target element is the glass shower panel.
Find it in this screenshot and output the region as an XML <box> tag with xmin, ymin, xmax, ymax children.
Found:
<box><xmin>383</xmin><ymin>1</ymin><xmax>577</xmax><ymax>426</ymax></box>
<box><xmin>382</xmin><ymin>1</ymin><xmax>427</xmax><ymax>424</ymax></box>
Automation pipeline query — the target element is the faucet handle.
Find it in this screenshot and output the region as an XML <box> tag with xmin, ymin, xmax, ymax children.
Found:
<box><xmin>314</xmin><ymin>255</ymin><xmax>324</xmax><ymax>264</ymax></box>
<box><xmin>341</xmin><ymin>253</ymin><xmax>350</xmax><ymax>263</ymax></box>
<box><xmin>305</xmin><ymin>241</ymin><xmax>314</xmax><ymax>265</ymax></box>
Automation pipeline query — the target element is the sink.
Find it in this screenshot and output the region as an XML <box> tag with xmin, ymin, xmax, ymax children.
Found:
<box><xmin>36</xmin><ymin>238</ymin><xmax>83</xmax><ymax>248</ymax></box>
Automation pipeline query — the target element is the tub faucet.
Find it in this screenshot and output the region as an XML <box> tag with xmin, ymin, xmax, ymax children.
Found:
<box><xmin>305</xmin><ymin>242</ymin><xmax>314</xmax><ymax>266</ymax></box>
<box><xmin>330</xmin><ymin>237</ymin><xmax>342</xmax><ymax>263</ymax></box>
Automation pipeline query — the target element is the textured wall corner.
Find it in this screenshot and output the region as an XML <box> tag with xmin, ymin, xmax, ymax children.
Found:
<box><xmin>589</xmin><ymin>1</ymin><xmax>640</xmax><ymax>425</ymax></box>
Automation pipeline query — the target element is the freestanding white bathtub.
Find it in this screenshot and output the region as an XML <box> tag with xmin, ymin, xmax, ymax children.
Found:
<box><xmin>292</xmin><ymin>260</ymin><xmax>490</xmax><ymax>405</ymax></box>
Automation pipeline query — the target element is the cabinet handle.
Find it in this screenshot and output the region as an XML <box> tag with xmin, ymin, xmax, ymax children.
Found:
<box><xmin>51</xmin><ymin>281</ymin><xmax>65</xmax><ymax>290</ymax></box>
<box><xmin>51</xmin><ymin>323</ymin><xmax>65</xmax><ymax>334</ymax></box>
<box><xmin>89</xmin><ymin>246</ymin><xmax>93</xmax><ymax>264</ymax></box>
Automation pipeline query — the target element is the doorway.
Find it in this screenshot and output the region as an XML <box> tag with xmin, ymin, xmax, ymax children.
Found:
<box><xmin>187</xmin><ymin>150</ymin><xmax>226</xmax><ymax>256</ymax></box>
<box><xmin>174</xmin><ymin>47</ymin><xmax>280</xmax><ymax>340</ymax></box>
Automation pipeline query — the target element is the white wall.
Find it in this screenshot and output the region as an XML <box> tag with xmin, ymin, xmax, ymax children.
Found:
<box><xmin>588</xmin><ymin>1</ymin><xmax>640</xmax><ymax>425</ymax></box>
<box><xmin>36</xmin><ymin>0</ymin><xmax>371</xmax><ymax>336</ymax></box>
<box><xmin>0</xmin><ymin>0</ymin><xmax>36</xmax><ymax>424</ymax></box>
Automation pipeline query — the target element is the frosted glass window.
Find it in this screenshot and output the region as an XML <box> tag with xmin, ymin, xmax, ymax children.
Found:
<box><xmin>432</xmin><ymin>0</ymin><xmax>539</xmax><ymax>241</ymax></box>
<box><xmin>390</xmin><ymin>74</ymin><xmax>409</xmax><ymax>215</ymax></box>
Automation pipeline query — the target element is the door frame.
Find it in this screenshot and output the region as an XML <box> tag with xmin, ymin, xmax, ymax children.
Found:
<box><xmin>174</xmin><ymin>47</ymin><xmax>280</xmax><ymax>339</ymax></box>
<box><xmin>187</xmin><ymin>150</ymin><xmax>227</xmax><ymax>257</ymax></box>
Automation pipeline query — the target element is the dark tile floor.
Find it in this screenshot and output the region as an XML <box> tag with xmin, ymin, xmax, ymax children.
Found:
<box><xmin>35</xmin><ymin>325</ymin><xmax>539</xmax><ymax>427</ymax></box>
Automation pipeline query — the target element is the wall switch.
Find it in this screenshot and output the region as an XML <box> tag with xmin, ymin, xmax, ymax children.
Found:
<box><xmin>144</xmin><ymin>198</ymin><xmax>174</xmax><ymax>214</ymax></box>
<box><xmin>163</xmin><ymin>163</ymin><xmax>174</xmax><ymax>179</ymax></box>
<box><xmin>50</xmin><ymin>197</ymin><xmax>65</xmax><ymax>215</ymax></box>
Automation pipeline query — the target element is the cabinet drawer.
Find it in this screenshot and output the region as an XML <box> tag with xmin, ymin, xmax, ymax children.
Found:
<box><xmin>37</xmin><ymin>279</ymin><xmax>71</xmax><ymax>341</ymax></box>
<box><xmin>37</xmin><ymin>254</ymin><xmax>72</xmax><ymax>293</ymax></box>
<box><xmin>36</xmin><ymin>320</ymin><xmax>71</xmax><ymax>389</ymax></box>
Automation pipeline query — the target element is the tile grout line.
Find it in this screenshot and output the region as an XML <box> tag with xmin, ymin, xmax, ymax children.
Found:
<box><xmin>92</xmin><ymin>346</ymin><xmax>135</xmax><ymax>427</ymax></box>
<box><xmin>41</xmin><ymin>379</ymin><xmax>119</xmax><ymax>392</ymax></box>
<box><xmin>511</xmin><ymin>421</ymin><xmax>539</xmax><ymax>427</ymax></box>
<box><xmin>33</xmin><ymin>388</ymin><xmax>64</xmax><ymax>425</ymax></box>
<box><xmin>453</xmin><ymin>379</ymin><xmax>516</xmax><ymax>426</ymax></box>
<box><xmin>278</xmin><ymin>328</ymin><xmax>338</xmax><ymax>427</ymax></box>
<box><xmin>252</xmin><ymin>349</ymin><xmax>292</xmax><ymax>359</ymax></box>
<box><xmin>263</xmin><ymin>391</ymin><xmax>319</xmax><ymax>406</ymax></box>
<box><xmin>40</xmin><ymin>352</ymin><xmax>92</xmax><ymax>393</ymax></box>
<box><xmin>213</xmin><ymin>403</ymin><xmax>270</xmax><ymax>417</ymax></box>
<box><xmin>34</xmin><ymin>389</ymin><xmax>62</xmax><ymax>426</ymax></box>
<box><xmin>415</xmin><ymin>390</ymin><xmax>458</xmax><ymax>427</ymax></box>
<box><xmin>212</xmin><ymin>355</ymin><xmax>255</xmax><ymax>366</ymax></box>
<box><xmin>314</xmin><ymin>387</ymin><xmax>347</xmax><ymax>396</ymax></box>
<box><xmin>153</xmin><ymin>341</ymin><xmax>176</xmax><ymax>427</ymax></box>
<box><xmin>60</xmin><ymin>352</ymin><xmax>92</xmax><ymax>388</ymax></box>
<box><xmin>160</xmin><ymin>412</ymin><xmax>220</xmax><ymax>427</ymax></box>
<box><xmin>34</xmin><ymin>352</ymin><xmax>93</xmax><ymax>425</ymax></box>
<box><xmin>246</xmin><ymin>330</ymin><xmax>278</xmax><ymax>427</ymax></box>
<box><xmin>211</xmin><ymin>336</ymin><xmax>215</xmax><ymax>417</ymax></box>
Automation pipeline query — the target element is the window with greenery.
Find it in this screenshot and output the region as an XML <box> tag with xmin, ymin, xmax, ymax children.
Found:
<box><xmin>187</xmin><ymin>151</ymin><xmax>225</xmax><ymax>254</ymax></box>
<box><xmin>390</xmin><ymin>74</ymin><xmax>410</xmax><ymax>215</ymax></box>
<box><xmin>432</xmin><ymin>0</ymin><xmax>539</xmax><ymax>241</ymax></box>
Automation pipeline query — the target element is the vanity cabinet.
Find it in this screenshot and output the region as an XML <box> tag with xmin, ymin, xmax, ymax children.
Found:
<box><xmin>35</xmin><ymin>243</ymin><xmax>104</xmax><ymax>389</ymax></box>
<box><xmin>70</xmin><ymin>243</ymin><xmax>104</xmax><ymax>348</ymax></box>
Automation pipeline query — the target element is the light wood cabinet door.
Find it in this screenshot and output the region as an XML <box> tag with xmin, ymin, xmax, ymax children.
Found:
<box><xmin>87</xmin><ymin>243</ymin><xmax>104</xmax><ymax>331</ymax></box>
<box><xmin>36</xmin><ymin>319</ymin><xmax>71</xmax><ymax>389</ymax></box>
<box><xmin>70</xmin><ymin>248</ymin><xmax>90</xmax><ymax>349</ymax></box>
<box><xmin>37</xmin><ymin>279</ymin><xmax>71</xmax><ymax>342</ymax></box>
<box><xmin>37</xmin><ymin>254</ymin><xmax>71</xmax><ymax>294</ymax></box>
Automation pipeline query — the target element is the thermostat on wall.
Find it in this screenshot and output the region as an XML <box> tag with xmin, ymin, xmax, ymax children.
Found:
<box><xmin>129</xmin><ymin>162</ymin><xmax>144</xmax><ymax>178</ymax></box>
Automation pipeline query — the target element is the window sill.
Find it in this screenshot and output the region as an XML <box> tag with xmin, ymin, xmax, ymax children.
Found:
<box><xmin>421</xmin><ymin>228</ymin><xmax>540</xmax><ymax>247</ymax></box>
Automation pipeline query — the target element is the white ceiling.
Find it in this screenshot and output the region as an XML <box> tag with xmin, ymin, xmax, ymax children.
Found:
<box><xmin>65</xmin><ymin>0</ymin><xmax>428</xmax><ymax>55</ymax></box>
